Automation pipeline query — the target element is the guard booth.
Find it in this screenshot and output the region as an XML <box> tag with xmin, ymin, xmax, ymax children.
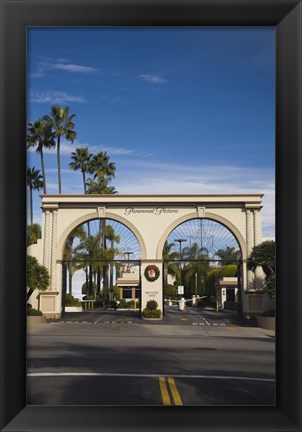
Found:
<box><xmin>215</xmin><ymin>277</ymin><xmax>239</xmax><ymax>310</ymax></box>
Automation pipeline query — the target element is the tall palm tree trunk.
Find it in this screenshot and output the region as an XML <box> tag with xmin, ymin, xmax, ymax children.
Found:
<box><xmin>85</xmin><ymin>267</ymin><xmax>89</xmax><ymax>295</ymax></box>
<box><xmin>97</xmin><ymin>269</ymin><xmax>101</xmax><ymax>294</ymax></box>
<box><xmin>30</xmin><ymin>187</ymin><xmax>33</xmax><ymax>225</ymax></box>
<box><xmin>40</xmin><ymin>148</ymin><xmax>47</xmax><ymax>194</ymax></box>
<box><xmin>83</xmin><ymin>172</ymin><xmax>91</xmax><ymax>237</ymax></box>
<box><xmin>101</xmin><ymin>220</ymin><xmax>108</xmax><ymax>288</ymax></box>
<box><xmin>89</xmin><ymin>264</ymin><xmax>93</xmax><ymax>297</ymax></box>
<box><xmin>68</xmin><ymin>262</ymin><xmax>73</xmax><ymax>295</ymax></box>
<box><xmin>57</xmin><ymin>135</ymin><xmax>62</xmax><ymax>194</ymax></box>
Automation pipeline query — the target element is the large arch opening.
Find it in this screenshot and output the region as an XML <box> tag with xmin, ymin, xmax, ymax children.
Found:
<box><xmin>61</xmin><ymin>218</ymin><xmax>142</xmax><ymax>317</ymax></box>
<box><xmin>162</xmin><ymin>217</ymin><xmax>243</xmax><ymax>313</ymax></box>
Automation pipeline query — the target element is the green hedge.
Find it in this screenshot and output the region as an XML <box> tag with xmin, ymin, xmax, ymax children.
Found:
<box><xmin>27</xmin><ymin>307</ymin><xmax>42</xmax><ymax>316</ymax></box>
<box><xmin>65</xmin><ymin>293</ymin><xmax>81</xmax><ymax>307</ymax></box>
<box><xmin>142</xmin><ymin>309</ymin><xmax>161</xmax><ymax>318</ymax></box>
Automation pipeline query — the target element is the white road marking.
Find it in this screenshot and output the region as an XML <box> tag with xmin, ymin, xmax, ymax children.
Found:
<box><xmin>94</xmin><ymin>316</ymin><xmax>106</xmax><ymax>324</ymax></box>
<box><xmin>27</xmin><ymin>372</ymin><xmax>274</xmax><ymax>382</ymax></box>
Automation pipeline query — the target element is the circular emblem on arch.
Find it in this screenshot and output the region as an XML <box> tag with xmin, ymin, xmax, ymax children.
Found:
<box><xmin>144</xmin><ymin>265</ymin><xmax>160</xmax><ymax>282</ymax></box>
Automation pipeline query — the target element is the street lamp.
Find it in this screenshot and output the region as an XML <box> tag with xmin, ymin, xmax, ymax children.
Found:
<box><xmin>124</xmin><ymin>251</ymin><xmax>133</xmax><ymax>272</ymax></box>
<box><xmin>174</xmin><ymin>239</ymin><xmax>187</xmax><ymax>286</ymax></box>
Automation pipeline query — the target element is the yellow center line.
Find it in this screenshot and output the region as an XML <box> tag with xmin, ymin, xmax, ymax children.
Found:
<box><xmin>168</xmin><ymin>377</ymin><xmax>183</xmax><ymax>406</ymax></box>
<box><xmin>159</xmin><ymin>376</ymin><xmax>171</xmax><ymax>405</ymax></box>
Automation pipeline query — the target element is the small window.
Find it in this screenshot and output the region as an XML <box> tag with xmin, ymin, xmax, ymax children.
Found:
<box><xmin>123</xmin><ymin>289</ymin><xmax>132</xmax><ymax>299</ymax></box>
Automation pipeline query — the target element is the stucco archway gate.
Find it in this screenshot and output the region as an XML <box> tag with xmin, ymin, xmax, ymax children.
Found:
<box><xmin>28</xmin><ymin>194</ymin><xmax>265</xmax><ymax>318</ymax></box>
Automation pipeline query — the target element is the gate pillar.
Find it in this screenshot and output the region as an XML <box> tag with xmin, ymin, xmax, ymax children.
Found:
<box><xmin>141</xmin><ymin>260</ymin><xmax>163</xmax><ymax>318</ymax></box>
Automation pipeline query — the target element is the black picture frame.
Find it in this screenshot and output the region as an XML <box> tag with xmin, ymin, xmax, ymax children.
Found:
<box><xmin>0</xmin><ymin>1</ymin><xmax>301</xmax><ymax>431</ymax></box>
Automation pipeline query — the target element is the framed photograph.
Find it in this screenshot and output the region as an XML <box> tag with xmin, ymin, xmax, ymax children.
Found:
<box><xmin>1</xmin><ymin>1</ymin><xmax>301</xmax><ymax>431</ymax></box>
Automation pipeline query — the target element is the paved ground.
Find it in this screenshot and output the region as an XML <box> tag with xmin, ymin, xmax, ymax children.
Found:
<box><xmin>47</xmin><ymin>305</ymin><xmax>258</xmax><ymax>327</ymax></box>
<box><xmin>27</xmin><ymin>307</ymin><xmax>275</xmax><ymax>406</ymax></box>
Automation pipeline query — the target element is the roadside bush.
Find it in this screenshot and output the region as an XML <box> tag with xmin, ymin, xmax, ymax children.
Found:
<box><xmin>82</xmin><ymin>295</ymin><xmax>95</xmax><ymax>301</ymax></box>
<box><xmin>65</xmin><ymin>293</ymin><xmax>81</xmax><ymax>307</ymax></box>
<box><xmin>105</xmin><ymin>300</ymin><xmax>118</xmax><ymax>310</ymax></box>
<box><xmin>145</xmin><ymin>300</ymin><xmax>158</xmax><ymax>311</ymax></box>
<box><xmin>164</xmin><ymin>284</ymin><xmax>177</xmax><ymax>299</ymax></box>
<box><xmin>94</xmin><ymin>300</ymin><xmax>103</xmax><ymax>308</ymax></box>
<box><xmin>142</xmin><ymin>309</ymin><xmax>161</xmax><ymax>318</ymax></box>
<box><xmin>118</xmin><ymin>299</ymin><xmax>128</xmax><ymax>309</ymax></box>
<box><xmin>81</xmin><ymin>281</ymin><xmax>97</xmax><ymax>295</ymax></box>
<box><xmin>27</xmin><ymin>307</ymin><xmax>42</xmax><ymax>316</ymax></box>
<box><xmin>128</xmin><ymin>299</ymin><xmax>139</xmax><ymax>309</ymax></box>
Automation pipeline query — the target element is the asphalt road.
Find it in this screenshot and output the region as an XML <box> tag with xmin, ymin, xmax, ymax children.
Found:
<box><xmin>27</xmin><ymin>307</ymin><xmax>275</xmax><ymax>406</ymax></box>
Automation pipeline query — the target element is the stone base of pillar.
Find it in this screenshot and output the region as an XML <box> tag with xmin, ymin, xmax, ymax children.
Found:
<box><xmin>42</xmin><ymin>313</ymin><xmax>62</xmax><ymax>319</ymax></box>
<box><xmin>39</xmin><ymin>291</ymin><xmax>60</xmax><ymax>317</ymax></box>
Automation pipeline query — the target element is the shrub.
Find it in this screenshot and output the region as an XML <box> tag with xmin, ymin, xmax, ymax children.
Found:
<box><xmin>142</xmin><ymin>309</ymin><xmax>161</xmax><ymax>318</ymax></box>
<box><xmin>65</xmin><ymin>293</ymin><xmax>81</xmax><ymax>307</ymax></box>
<box><xmin>145</xmin><ymin>300</ymin><xmax>158</xmax><ymax>311</ymax></box>
<box><xmin>27</xmin><ymin>255</ymin><xmax>50</xmax><ymax>301</ymax></box>
<box><xmin>112</xmin><ymin>286</ymin><xmax>121</xmax><ymax>301</ymax></box>
<box><xmin>128</xmin><ymin>299</ymin><xmax>139</xmax><ymax>309</ymax></box>
<box><xmin>82</xmin><ymin>295</ymin><xmax>95</xmax><ymax>301</ymax></box>
<box><xmin>164</xmin><ymin>284</ymin><xmax>177</xmax><ymax>299</ymax></box>
<box><xmin>105</xmin><ymin>300</ymin><xmax>118</xmax><ymax>310</ymax></box>
<box><xmin>27</xmin><ymin>307</ymin><xmax>42</xmax><ymax>316</ymax></box>
<box><xmin>81</xmin><ymin>281</ymin><xmax>96</xmax><ymax>295</ymax></box>
<box><xmin>93</xmin><ymin>299</ymin><xmax>104</xmax><ymax>308</ymax></box>
<box><xmin>118</xmin><ymin>299</ymin><xmax>128</xmax><ymax>309</ymax></box>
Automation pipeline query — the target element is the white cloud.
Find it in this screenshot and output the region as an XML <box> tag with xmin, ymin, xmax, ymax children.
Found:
<box><xmin>31</xmin><ymin>60</ymin><xmax>99</xmax><ymax>78</ymax></box>
<box><xmin>30</xmin><ymin>91</ymin><xmax>86</xmax><ymax>104</ymax></box>
<box><xmin>113</xmin><ymin>161</ymin><xmax>275</xmax><ymax>238</ymax></box>
<box><xmin>52</xmin><ymin>63</ymin><xmax>98</xmax><ymax>73</ymax></box>
<box><xmin>138</xmin><ymin>74</ymin><xmax>166</xmax><ymax>84</ymax></box>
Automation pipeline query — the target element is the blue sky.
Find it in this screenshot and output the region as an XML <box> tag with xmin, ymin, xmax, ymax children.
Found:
<box><xmin>27</xmin><ymin>27</ymin><xmax>275</xmax><ymax>238</ymax></box>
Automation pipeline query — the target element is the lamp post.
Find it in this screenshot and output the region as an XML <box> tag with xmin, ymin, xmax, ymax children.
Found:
<box><xmin>174</xmin><ymin>239</ymin><xmax>187</xmax><ymax>286</ymax></box>
<box><xmin>124</xmin><ymin>251</ymin><xmax>133</xmax><ymax>272</ymax></box>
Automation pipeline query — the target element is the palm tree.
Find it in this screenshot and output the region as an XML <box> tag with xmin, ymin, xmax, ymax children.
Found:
<box><xmin>89</xmin><ymin>151</ymin><xmax>116</xmax><ymax>180</ymax></box>
<box><xmin>27</xmin><ymin>223</ymin><xmax>42</xmax><ymax>246</ymax></box>
<box><xmin>69</xmin><ymin>147</ymin><xmax>93</xmax><ymax>193</ymax></box>
<box><xmin>182</xmin><ymin>242</ymin><xmax>210</xmax><ymax>297</ymax></box>
<box><xmin>27</xmin><ymin>118</ymin><xmax>55</xmax><ymax>194</ymax></box>
<box><xmin>86</xmin><ymin>174</ymin><xmax>117</xmax><ymax>195</ymax></box>
<box><xmin>104</xmin><ymin>225</ymin><xmax>121</xmax><ymax>289</ymax></box>
<box><xmin>63</xmin><ymin>225</ymin><xmax>87</xmax><ymax>295</ymax></box>
<box><xmin>44</xmin><ymin>105</ymin><xmax>76</xmax><ymax>194</ymax></box>
<box><xmin>69</xmin><ymin>147</ymin><xmax>93</xmax><ymax>236</ymax></box>
<box><xmin>214</xmin><ymin>246</ymin><xmax>241</xmax><ymax>266</ymax></box>
<box><xmin>73</xmin><ymin>234</ymin><xmax>115</xmax><ymax>299</ymax></box>
<box><xmin>27</xmin><ymin>167</ymin><xmax>43</xmax><ymax>225</ymax></box>
<box><xmin>163</xmin><ymin>241</ymin><xmax>180</xmax><ymax>287</ymax></box>
<box><xmin>27</xmin><ymin>255</ymin><xmax>50</xmax><ymax>302</ymax></box>
<box><xmin>248</xmin><ymin>240</ymin><xmax>275</xmax><ymax>297</ymax></box>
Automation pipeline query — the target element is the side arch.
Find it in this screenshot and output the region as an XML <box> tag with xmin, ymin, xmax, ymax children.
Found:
<box><xmin>156</xmin><ymin>211</ymin><xmax>247</xmax><ymax>260</ymax></box>
<box><xmin>56</xmin><ymin>211</ymin><xmax>147</xmax><ymax>261</ymax></box>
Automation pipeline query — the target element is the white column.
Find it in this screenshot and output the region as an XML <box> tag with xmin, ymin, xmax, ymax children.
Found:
<box><xmin>43</xmin><ymin>210</ymin><xmax>51</xmax><ymax>271</ymax></box>
<box><xmin>246</xmin><ymin>209</ymin><xmax>254</xmax><ymax>290</ymax></box>
<box><xmin>50</xmin><ymin>210</ymin><xmax>58</xmax><ymax>292</ymax></box>
<box><xmin>253</xmin><ymin>209</ymin><xmax>263</xmax><ymax>290</ymax></box>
